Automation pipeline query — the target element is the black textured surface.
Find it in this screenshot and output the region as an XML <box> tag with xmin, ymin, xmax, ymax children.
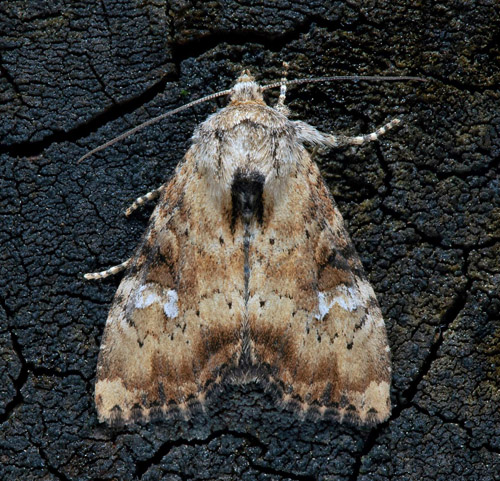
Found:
<box><xmin>1</xmin><ymin>1</ymin><xmax>499</xmax><ymax>480</ymax></box>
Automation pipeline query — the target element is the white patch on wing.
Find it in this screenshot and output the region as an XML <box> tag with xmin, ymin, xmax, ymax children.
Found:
<box><xmin>134</xmin><ymin>285</ymin><xmax>179</xmax><ymax>319</ymax></box>
<box><xmin>135</xmin><ymin>285</ymin><xmax>161</xmax><ymax>309</ymax></box>
<box><xmin>316</xmin><ymin>292</ymin><xmax>331</xmax><ymax>320</ymax></box>
<box><xmin>315</xmin><ymin>286</ymin><xmax>362</xmax><ymax>320</ymax></box>
<box><xmin>163</xmin><ymin>289</ymin><xmax>178</xmax><ymax>318</ymax></box>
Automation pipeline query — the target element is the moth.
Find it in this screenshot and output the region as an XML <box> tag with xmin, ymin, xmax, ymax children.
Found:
<box><xmin>83</xmin><ymin>69</ymin><xmax>420</xmax><ymax>426</ymax></box>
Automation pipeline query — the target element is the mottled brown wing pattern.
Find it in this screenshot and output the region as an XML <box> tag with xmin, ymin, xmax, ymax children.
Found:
<box><xmin>91</xmin><ymin>71</ymin><xmax>394</xmax><ymax>426</ymax></box>
<box><xmin>248</xmin><ymin>152</ymin><xmax>391</xmax><ymax>424</ymax></box>
<box><xmin>95</xmin><ymin>159</ymin><xmax>246</xmax><ymax>424</ymax></box>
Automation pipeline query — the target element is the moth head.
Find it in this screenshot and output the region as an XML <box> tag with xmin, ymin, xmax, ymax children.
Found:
<box><xmin>230</xmin><ymin>70</ymin><xmax>265</xmax><ymax>106</ymax></box>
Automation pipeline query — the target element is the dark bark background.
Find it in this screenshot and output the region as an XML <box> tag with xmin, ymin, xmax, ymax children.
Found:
<box><xmin>1</xmin><ymin>1</ymin><xmax>499</xmax><ymax>480</ymax></box>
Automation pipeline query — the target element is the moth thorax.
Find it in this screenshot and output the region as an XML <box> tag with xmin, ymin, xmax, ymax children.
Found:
<box><xmin>231</xmin><ymin>170</ymin><xmax>265</xmax><ymax>227</ymax></box>
<box><xmin>230</xmin><ymin>78</ymin><xmax>265</xmax><ymax>105</ymax></box>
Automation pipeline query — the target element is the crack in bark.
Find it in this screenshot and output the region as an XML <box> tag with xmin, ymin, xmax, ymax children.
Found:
<box><xmin>412</xmin><ymin>404</ymin><xmax>500</xmax><ymax>455</ymax></box>
<box><xmin>425</xmin><ymin>71</ymin><xmax>500</xmax><ymax>93</ymax></box>
<box><xmin>134</xmin><ymin>429</ymin><xmax>266</xmax><ymax>479</ymax></box>
<box><xmin>86</xmin><ymin>53</ymin><xmax>117</xmax><ymax>105</ymax></box>
<box><xmin>248</xmin><ymin>459</ymin><xmax>317</xmax><ymax>481</ymax></box>
<box><xmin>418</xmin><ymin>154</ymin><xmax>500</xmax><ymax>181</ymax></box>
<box><xmin>0</xmin><ymin>11</ymin><xmax>488</xmax><ymax>171</ymax></box>
<box><xmin>0</xmin><ymin>71</ymin><xmax>176</xmax><ymax>158</ymax></box>
<box><xmin>0</xmin><ymin>329</ymin><xmax>28</xmax><ymax>424</ymax></box>
<box><xmin>0</xmin><ymin>14</ymin><xmax>411</xmax><ymax>161</ymax></box>
<box><xmin>0</xmin><ymin>58</ymin><xmax>24</xmax><ymax>99</ymax></box>
<box><xmin>0</xmin><ymin>321</ymin><xmax>90</xmax><ymax>424</ymax></box>
<box><xmin>381</xmin><ymin>200</ymin><xmax>500</xmax><ymax>251</ymax></box>
<box><xmin>169</xmin><ymin>15</ymin><xmax>347</xmax><ymax>60</ymax></box>
<box><xmin>348</xmin><ymin>249</ymin><xmax>474</xmax><ymax>480</ymax></box>
<box><xmin>374</xmin><ymin>141</ymin><xmax>498</xmax><ymax>251</ymax></box>
<box><xmin>98</xmin><ymin>0</ymin><xmax>112</xmax><ymax>32</ymax></box>
<box><xmin>0</xmin><ymin>55</ymin><xmax>31</xmax><ymax>110</ymax></box>
<box><xmin>134</xmin><ymin>427</ymin><xmax>319</xmax><ymax>480</ymax></box>
<box><xmin>38</xmin><ymin>446</ymin><xmax>71</xmax><ymax>481</ymax></box>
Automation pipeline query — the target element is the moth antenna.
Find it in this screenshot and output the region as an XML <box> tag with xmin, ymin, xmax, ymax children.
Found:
<box><xmin>262</xmin><ymin>75</ymin><xmax>427</xmax><ymax>91</ymax></box>
<box><xmin>275</xmin><ymin>61</ymin><xmax>290</xmax><ymax>111</ymax></box>
<box><xmin>77</xmin><ymin>88</ymin><xmax>232</xmax><ymax>163</ymax></box>
<box><xmin>78</xmin><ymin>75</ymin><xmax>426</xmax><ymax>163</ymax></box>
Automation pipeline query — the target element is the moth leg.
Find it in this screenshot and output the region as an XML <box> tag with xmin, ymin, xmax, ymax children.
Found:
<box><xmin>275</xmin><ymin>61</ymin><xmax>290</xmax><ymax>114</ymax></box>
<box><xmin>125</xmin><ymin>187</ymin><xmax>163</xmax><ymax>217</ymax></box>
<box><xmin>294</xmin><ymin>118</ymin><xmax>401</xmax><ymax>149</ymax></box>
<box><xmin>84</xmin><ymin>258</ymin><xmax>131</xmax><ymax>280</ymax></box>
<box><xmin>333</xmin><ymin>118</ymin><xmax>402</xmax><ymax>146</ymax></box>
